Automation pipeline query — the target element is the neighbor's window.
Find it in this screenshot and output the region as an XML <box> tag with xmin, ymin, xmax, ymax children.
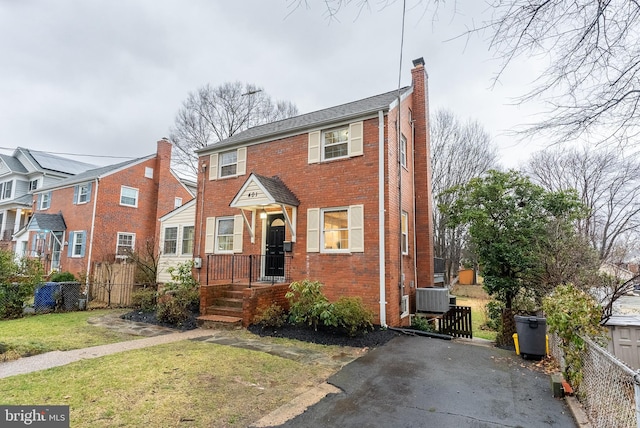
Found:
<box><xmin>216</xmin><ymin>217</ymin><xmax>234</xmax><ymax>252</ymax></box>
<box><xmin>29</xmin><ymin>179</ymin><xmax>39</xmax><ymax>191</ymax></box>
<box><xmin>120</xmin><ymin>186</ymin><xmax>139</xmax><ymax>207</ymax></box>
<box><xmin>76</xmin><ymin>183</ymin><xmax>90</xmax><ymax>204</ymax></box>
<box><xmin>400</xmin><ymin>134</ymin><xmax>407</xmax><ymax>168</ymax></box>
<box><xmin>72</xmin><ymin>231</ymin><xmax>85</xmax><ymax>257</ymax></box>
<box><xmin>182</xmin><ymin>226</ymin><xmax>194</xmax><ymax>255</ymax></box>
<box><xmin>145</xmin><ymin>167</ymin><xmax>154</xmax><ymax>179</ymax></box>
<box><xmin>163</xmin><ymin>227</ymin><xmax>178</xmax><ymax>255</ymax></box>
<box><xmin>322</xmin><ymin>126</ymin><xmax>349</xmax><ymax>160</ymax></box>
<box><xmin>401</xmin><ymin>211</ymin><xmax>409</xmax><ymax>255</ymax></box>
<box><xmin>174</xmin><ymin>197</ymin><xmax>182</xmax><ymax>208</ymax></box>
<box><xmin>322</xmin><ymin>208</ymin><xmax>349</xmax><ymax>251</ymax></box>
<box><xmin>40</xmin><ymin>192</ymin><xmax>51</xmax><ymax>210</ymax></box>
<box><xmin>219</xmin><ymin>151</ymin><xmax>238</xmax><ymax>177</ymax></box>
<box><xmin>116</xmin><ymin>233</ymin><xmax>135</xmax><ymax>258</ymax></box>
<box><xmin>0</xmin><ymin>181</ymin><xmax>12</xmax><ymax>199</ymax></box>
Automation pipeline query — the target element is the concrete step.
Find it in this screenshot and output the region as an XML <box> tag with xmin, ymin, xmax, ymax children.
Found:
<box><xmin>197</xmin><ymin>314</ymin><xmax>242</xmax><ymax>330</ymax></box>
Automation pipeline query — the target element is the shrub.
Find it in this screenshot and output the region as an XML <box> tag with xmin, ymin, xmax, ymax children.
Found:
<box><xmin>286</xmin><ymin>279</ymin><xmax>333</xmax><ymax>330</ymax></box>
<box><xmin>331</xmin><ymin>297</ymin><xmax>374</xmax><ymax>336</ymax></box>
<box><xmin>49</xmin><ymin>271</ymin><xmax>77</xmax><ymax>282</ymax></box>
<box><xmin>543</xmin><ymin>284</ymin><xmax>606</xmax><ymax>388</ymax></box>
<box><xmin>156</xmin><ymin>288</ymin><xmax>199</xmax><ymax>326</ymax></box>
<box><xmin>253</xmin><ymin>303</ymin><xmax>287</xmax><ymax>328</ymax></box>
<box><xmin>131</xmin><ymin>288</ymin><xmax>157</xmax><ymax>312</ymax></box>
<box><xmin>411</xmin><ymin>315</ymin><xmax>434</xmax><ymax>332</ymax></box>
<box><xmin>485</xmin><ymin>300</ymin><xmax>504</xmax><ymax>331</ymax></box>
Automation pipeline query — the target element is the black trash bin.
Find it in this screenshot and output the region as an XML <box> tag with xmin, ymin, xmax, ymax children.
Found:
<box><xmin>514</xmin><ymin>315</ymin><xmax>547</xmax><ymax>359</ymax></box>
<box><xmin>59</xmin><ymin>282</ymin><xmax>81</xmax><ymax>311</ymax></box>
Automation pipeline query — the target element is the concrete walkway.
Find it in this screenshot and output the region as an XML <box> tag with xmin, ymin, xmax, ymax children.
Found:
<box><xmin>0</xmin><ymin>312</ymin><xmax>360</xmax><ymax>379</ymax></box>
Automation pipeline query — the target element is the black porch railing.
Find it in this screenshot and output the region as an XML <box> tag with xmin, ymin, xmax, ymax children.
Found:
<box><xmin>206</xmin><ymin>254</ymin><xmax>292</xmax><ymax>287</ymax></box>
<box><xmin>438</xmin><ymin>305</ymin><xmax>472</xmax><ymax>338</ymax></box>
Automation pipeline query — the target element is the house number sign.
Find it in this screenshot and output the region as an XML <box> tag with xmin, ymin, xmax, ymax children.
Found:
<box><xmin>246</xmin><ymin>191</ymin><xmax>259</xmax><ymax>198</ymax></box>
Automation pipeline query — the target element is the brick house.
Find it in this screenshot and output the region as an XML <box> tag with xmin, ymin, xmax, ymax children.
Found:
<box><xmin>195</xmin><ymin>58</ymin><xmax>434</xmax><ymax>327</ymax></box>
<box><xmin>0</xmin><ymin>148</ymin><xmax>96</xmax><ymax>254</ymax></box>
<box><xmin>25</xmin><ymin>139</ymin><xmax>194</xmax><ymax>281</ymax></box>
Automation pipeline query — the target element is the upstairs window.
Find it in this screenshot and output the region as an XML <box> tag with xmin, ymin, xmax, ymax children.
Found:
<box><xmin>116</xmin><ymin>233</ymin><xmax>135</xmax><ymax>258</ymax></box>
<box><xmin>145</xmin><ymin>167</ymin><xmax>154</xmax><ymax>179</ymax></box>
<box><xmin>40</xmin><ymin>192</ymin><xmax>51</xmax><ymax>210</ymax></box>
<box><xmin>29</xmin><ymin>179</ymin><xmax>39</xmax><ymax>191</ymax></box>
<box><xmin>401</xmin><ymin>211</ymin><xmax>409</xmax><ymax>255</ymax></box>
<box><xmin>174</xmin><ymin>197</ymin><xmax>182</xmax><ymax>209</ymax></box>
<box><xmin>323</xmin><ymin>127</ymin><xmax>349</xmax><ymax>160</ymax></box>
<box><xmin>163</xmin><ymin>227</ymin><xmax>178</xmax><ymax>255</ymax></box>
<box><xmin>120</xmin><ymin>186</ymin><xmax>139</xmax><ymax>207</ymax></box>
<box><xmin>219</xmin><ymin>151</ymin><xmax>238</xmax><ymax>177</ymax></box>
<box><xmin>400</xmin><ymin>134</ymin><xmax>407</xmax><ymax>168</ymax></box>
<box><xmin>74</xmin><ymin>183</ymin><xmax>91</xmax><ymax>204</ymax></box>
<box><xmin>0</xmin><ymin>181</ymin><xmax>12</xmax><ymax>199</ymax></box>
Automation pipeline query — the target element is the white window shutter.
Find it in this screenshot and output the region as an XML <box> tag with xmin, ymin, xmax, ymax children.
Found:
<box><xmin>349</xmin><ymin>204</ymin><xmax>364</xmax><ymax>252</ymax></box>
<box><xmin>308</xmin><ymin>131</ymin><xmax>320</xmax><ymax>164</ymax></box>
<box><xmin>205</xmin><ymin>217</ymin><xmax>215</xmax><ymax>253</ymax></box>
<box><xmin>306</xmin><ymin>208</ymin><xmax>320</xmax><ymax>252</ymax></box>
<box><xmin>233</xmin><ymin>214</ymin><xmax>243</xmax><ymax>253</ymax></box>
<box><xmin>236</xmin><ymin>147</ymin><xmax>247</xmax><ymax>176</ymax></box>
<box><xmin>209</xmin><ymin>154</ymin><xmax>218</xmax><ymax>180</ymax></box>
<box><xmin>349</xmin><ymin>121</ymin><xmax>363</xmax><ymax>156</ymax></box>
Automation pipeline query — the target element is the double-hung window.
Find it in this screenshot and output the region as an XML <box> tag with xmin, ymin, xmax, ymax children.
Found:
<box><xmin>116</xmin><ymin>233</ymin><xmax>135</xmax><ymax>258</ymax></box>
<box><xmin>322</xmin><ymin>127</ymin><xmax>349</xmax><ymax>160</ymax></box>
<box><xmin>401</xmin><ymin>211</ymin><xmax>409</xmax><ymax>255</ymax></box>
<box><xmin>219</xmin><ymin>151</ymin><xmax>238</xmax><ymax>177</ymax></box>
<box><xmin>74</xmin><ymin>183</ymin><xmax>90</xmax><ymax>204</ymax></box>
<box><xmin>182</xmin><ymin>226</ymin><xmax>194</xmax><ymax>255</ymax></box>
<box><xmin>163</xmin><ymin>227</ymin><xmax>178</xmax><ymax>255</ymax></box>
<box><xmin>120</xmin><ymin>186</ymin><xmax>139</xmax><ymax>207</ymax></box>
<box><xmin>215</xmin><ymin>217</ymin><xmax>235</xmax><ymax>253</ymax></box>
<box><xmin>40</xmin><ymin>192</ymin><xmax>51</xmax><ymax>210</ymax></box>
<box><xmin>322</xmin><ymin>208</ymin><xmax>349</xmax><ymax>251</ymax></box>
<box><xmin>0</xmin><ymin>181</ymin><xmax>13</xmax><ymax>199</ymax></box>
<box><xmin>68</xmin><ymin>231</ymin><xmax>86</xmax><ymax>257</ymax></box>
<box><xmin>29</xmin><ymin>179</ymin><xmax>38</xmax><ymax>191</ymax></box>
<box><xmin>400</xmin><ymin>134</ymin><xmax>407</xmax><ymax>168</ymax></box>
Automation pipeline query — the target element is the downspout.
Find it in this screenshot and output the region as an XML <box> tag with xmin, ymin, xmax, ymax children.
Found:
<box><xmin>411</xmin><ymin>119</ymin><xmax>418</xmax><ymax>287</ymax></box>
<box><xmin>397</xmin><ymin>97</ymin><xmax>404</xmax><ymax>309</ymax></box>
<box><xmin>86</xmin><ymin>178</ymin><xmax>99</xmax><ymax>293</ymax></box>
<box><xmin>197</xmin><ymin>162</ymin><xmax>207</xmax><ymax>283</ymax></box>
<box><xmin>378</xmin><ymin>110</ymin><xmax>387</xmax><ymax>327</ymax></box>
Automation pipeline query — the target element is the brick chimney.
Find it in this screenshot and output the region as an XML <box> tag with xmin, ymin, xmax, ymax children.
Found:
<box><xmin>411</xmin><ymin>57</ymin><xmax>435</xmax><ymax>287</ymax></box>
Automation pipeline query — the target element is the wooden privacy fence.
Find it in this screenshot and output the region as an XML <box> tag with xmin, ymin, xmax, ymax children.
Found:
<box><xmin>90</xmin><ymin>262</ymin><xmax>137</xmax><ymax>306</ymax></box>
<box><xmin>438</xmin><ymin>306</ymin><xmax>473</xmax><ymax>338</ymax></box>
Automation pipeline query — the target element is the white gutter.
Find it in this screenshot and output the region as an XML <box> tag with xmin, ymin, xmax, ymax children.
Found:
<box><xmin>378</xmin><ymin>110</ymin><xmax>387</xmax><ymax>327</ymax></box>
<box><xmin>86</xmin><ymin>178</ymin><xmax>99</xmax><ymax>290</ymax></box>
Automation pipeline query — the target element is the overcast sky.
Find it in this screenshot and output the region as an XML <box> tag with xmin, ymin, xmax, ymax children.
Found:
<box><xmin>0</xmin><ymin>1</ymin><xmax>549</xmax><ymax>169</ymax></box>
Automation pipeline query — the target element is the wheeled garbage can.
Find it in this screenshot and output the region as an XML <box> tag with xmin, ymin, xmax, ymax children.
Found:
<box><xmin>514</xmin><ymin>315</ymin><xmax>547</xmax><ymax>359</ymax></box>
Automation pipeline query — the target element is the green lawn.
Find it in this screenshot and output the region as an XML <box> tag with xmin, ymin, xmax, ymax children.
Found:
<box><xmin>455</xmin><ymin>296</ymin><xmax>497</xmax><ymax>341</ymax></box>
<box><xmin>0</xmin><ymin>338</ymin><xmax>345</xmax><ymax>427</ymax></box>
<box><xmin>0</xmin><ymin>310</ymin><xmax>139</xmax><ymax>360</ymax></box>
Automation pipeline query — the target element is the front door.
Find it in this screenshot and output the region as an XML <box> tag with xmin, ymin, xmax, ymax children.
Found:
<box><xmin>265</xmin><ymin>214</ymin><xmax>285</xmax><ymax>278</ymax></box>
<box><xmin>51</xmin><ymin>231</ymin><xmax>63</xmax><ymax>271</ymax></box>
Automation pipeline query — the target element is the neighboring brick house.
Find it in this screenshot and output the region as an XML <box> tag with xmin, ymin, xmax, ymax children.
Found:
<box><xmin>195</xmin><ymin>58</ymin><xmax>434</xmax><ymax>327</ymax></box>
<box><xmin>0</xmin><ymin>148</ymin><xmax>96</xmax><ymax>253</ymax></box>
<box><xmin>25</xmin><ymin>139</ymin><xmax>194</xmax><ymax>279</ymax></box>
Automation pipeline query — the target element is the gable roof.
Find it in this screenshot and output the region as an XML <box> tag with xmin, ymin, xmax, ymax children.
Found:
<box><xmin>35</xmin><ymin>155</ymin><xmax>155</xmax><ymax>192</ymax></box>
<box><xmin>0</xmin><ymin>154</ymin><xmax>28</xmax><ymax>173</ymax></box>
<box><xmin>230</xmin><ymin>173</ymin><xmax>300</xmax><ymax>208</ymax></box>
<box><xmin>27</xmin><ymin>213</ymin><xmax>66</xmax><ymax>232</ymax></box>
<box><xmin>198</xmin><ymin>87</ymin><xmax>410</xmax><ymax>153</ymax></box>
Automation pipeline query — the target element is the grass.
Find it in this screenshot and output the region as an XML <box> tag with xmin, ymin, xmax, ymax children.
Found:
<box><xmin>0</xmin><ymin>309</ymin><xmax>139</xmax><ymax>361</ymax></box>
<box><xmin>0</xmin><ymin>339</ymin><xmax>344</xmax><ymax>427</ymax></box>
<box><xmin>456</xmin><ymin>296</ymin><xmax>497</xmax><ymax>341</ymax></box>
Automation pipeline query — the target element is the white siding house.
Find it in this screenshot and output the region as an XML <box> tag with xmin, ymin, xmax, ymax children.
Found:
<box><xmin>157</xmin><ymin>199</ymin><xmax>196</xmax><ymax>284</ymax></box>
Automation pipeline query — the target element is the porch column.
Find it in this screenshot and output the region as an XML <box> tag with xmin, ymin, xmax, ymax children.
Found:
<box><xmin>0</xmin><ymin>209</ymin><xmax>7</xmax><ymax>239</ymax></box>
<box><xmin>13</xmin><ymin>208</ymin><xmax>22</xmax><ymax>237</ymax></box>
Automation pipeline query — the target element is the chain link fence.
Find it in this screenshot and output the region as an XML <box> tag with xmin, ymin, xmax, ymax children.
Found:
<box><xmin>549</xmin><ymin>332</ymin><xmax>640</xmax><ymax>428</ymax></box>
<box><xmin>0</xmin><ymin>282</ymin><xmax>87</xmax><ymax>319</ymax></box>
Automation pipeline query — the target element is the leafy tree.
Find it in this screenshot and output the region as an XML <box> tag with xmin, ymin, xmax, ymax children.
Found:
<box><xmin>170</xmin><ymin>82</ymin><xmax>298</xmax><ymax>175</ymax></box>
<box><xmin>444</xmin><ymin>170</ymin><xmax>585</xmax><ymax>344</ymax></box>
<box><xmin>430</xmin><ymin>109</ymin><xmax>498</xmax><ymax>284</ymax></box>
<box><xmin>0</xmin><ymin>251</ymin><xmax>44</xmax><ymax>319</ymax></box>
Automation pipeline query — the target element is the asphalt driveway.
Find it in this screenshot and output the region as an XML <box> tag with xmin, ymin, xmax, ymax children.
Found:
<box><xmin>277</xmin><ymin>335</ymin><xmax>576</xmax><ymax>427</ymax></box>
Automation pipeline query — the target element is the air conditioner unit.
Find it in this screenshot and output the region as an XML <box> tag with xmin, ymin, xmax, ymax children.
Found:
<box><xmin>416</xmin><ymin>287</ymin><xmax>451</xmax><ymax>313</ymax></box>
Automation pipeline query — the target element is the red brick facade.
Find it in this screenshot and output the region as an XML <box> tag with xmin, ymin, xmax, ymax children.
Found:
<box><xmin>30</xmin><ymin>140</ymin><xmax>193</xmax><ymax>280</ymax></box>
<box><xmin>196</xmin><ymin>61</ymin><xmax>434</xmax><ymax>327</ymax></box>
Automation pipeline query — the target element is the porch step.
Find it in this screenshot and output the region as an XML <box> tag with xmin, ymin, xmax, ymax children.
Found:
<box><xmin>214</xmin><ymin>297</ymin><xmax>243</xmax><ymax>308</ymax></box>
<box><xmin>206</xmin><ymin>305</ymin><xmax>243</xmax><ymax>318</ymax></box>
<box><xmin>197</xmin><ymin>314</ymin><xmax>242</xmax><ymax>330</ymax></box>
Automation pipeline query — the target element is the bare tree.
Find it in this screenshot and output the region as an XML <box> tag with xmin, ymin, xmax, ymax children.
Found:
<box><xmin>525</xmin><ymin>147</ymin><xmax>640</xmax><ymax>263</ymax></box>
<box><xmin>431</xmin><ymin>109</ymin><xmax>498</xmax><ymax>284</ymax></box>
<box><xmin>124</xmin><ymin>237</ymin><xmax>160</xmax><ymax>288</ymax></box>
<box><xmin>170</xmin><ymin>82</ymin><xmax>298</xmax><ymax>176</ymax></box>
